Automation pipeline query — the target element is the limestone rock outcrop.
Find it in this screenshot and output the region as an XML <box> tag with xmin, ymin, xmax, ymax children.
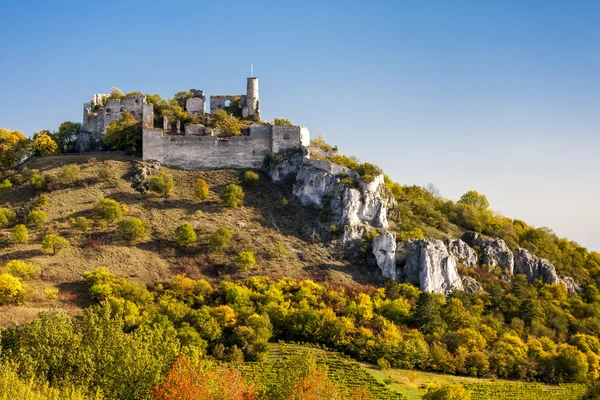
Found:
<box><xmin>462</xmin><ymin>276</ymin><xmax>484</xmax><ymax>293</ymax></box>
<box><xmin>448</xmin><ymin>239</ymin><xmax>478</xmax><ymax>267</ymax></box>
<box><xmin>267</xmin><ymin>147</ymin><xmax>308</xmax><ymax>183</ymax></box>
<box><xmin>559</xmin><ymin>276</ymin><xmax>582</xmax><ymax>294</ymax></box>
<box><xmin>402</xmin><ymin>238</ymin><xmax>463</xmax><ymax>295</ymax></box>
<box><xmin>462</xmin><ymin>232</ymin><xmax>514</xmax><ymax>274</ymax></box>
<box><xmin>372</xmin><ymin>232</ymin><xmax>397</xmax><ymax>280</ymax></box>
<box><xmin>514</xmin><ymin>247</ymin><xmax>560</xmax><ymax>284</ymax></box>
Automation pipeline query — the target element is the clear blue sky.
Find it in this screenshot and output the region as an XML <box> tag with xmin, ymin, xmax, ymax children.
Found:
<box><xmin>1</xmin><ymin>0</ymin><xmax>599</xmax><ymax>250</ymax></box>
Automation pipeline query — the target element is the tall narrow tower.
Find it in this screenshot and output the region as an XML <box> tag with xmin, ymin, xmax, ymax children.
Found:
<box><xmin>246</xmin><ymin>77</ymin><xmax>259</xmax><ymax>117</ymax></box>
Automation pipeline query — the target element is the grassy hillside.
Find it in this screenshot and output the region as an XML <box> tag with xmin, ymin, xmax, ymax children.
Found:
<box><xmin>0</xmin><ymin>154</ymin><xmax>382</xmax><ymax>326</ymax></box>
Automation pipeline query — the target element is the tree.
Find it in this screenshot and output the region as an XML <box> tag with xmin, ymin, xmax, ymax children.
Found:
<box><xmin>423</xmin><ymin>384</ymin><xmax>472</xmax><ymax>400</ymax></box>
<box><xmin>458</xmin><ymin>190</ymin><xmax>490</xmax><ymax>211</ymax></box>
<box><xmin>118</xmin><ymin>218</ymin><xmax>151</xmax><ymax>245</ymax></box>
<box><xmin>33</xmin><ymin>130</ymin><xmax>59</xmax><ymax>155</ymax></box>
<box><xmin>175</xmin><ymin>223</ymin><xmax>197</xmax><ymax>247</ymax></box>
<box><xmin>0</xmin><ymin>128</ymin><xmax>29</xmax><ymax>168</ymax></box>
<box><xmin>0</xmin><ymin>273</ymin><xmax>26</xmax><ymax>304</ymax></box>
<box><xmin>273</xmin><ymin>118</ymin><xmax>293</xmax><ymax>126</ymax></box>
<box><xmin>194</xmin><ymin>178</ymin><xmax>209</xmax><ymax>202</ymax></box>
<box><xmin>289</xmin><ymin>368</ymin><xmax>342</xmax><ymax>400</ymax></box>
<box><xmin>147</xmin><ymin>172</ymin><xmax>174</xmax><ymax>198</ymax></box>
<box><xmin>41</xmin><ymin>234</ymin><xmax>69</xmax><ymax>254</ymax></box>
<box><xmin>215</xmin><ymin>110</ymin><xmax>242</xmax><ymax>137</ymax></box>
<box><xmin>0</xmin><ymin>207</ymin><xmax>16</xmax><ymax>228</ymax></box>
<box><xmin>235</xmin><ymin>251</ymin><xmax>256</xmax><ymax>271</ymax></box>
<box><xmin>11</xmin><ymin>224</ymin><xmax>28</xmax><ymax>244</ymax></box>
<box><xmin>93</xmin><ymin>198</ymin><xmax>126</xmax><ymax>222</ymax></box>
<box><xmin>243</xmin><ymin>171</ymin><xmax>259</xmax><ymax>186</ymax></box>
<box><xmin>27</xmin><ymin>210</ymin><xmax>47</xmax><ymax>228</ymax></box>
<box><xmin>210</xmin><ymin>227</ymin><xmax>232</xmax><ymax>251</ymax></box>
<box><xmin>5</xmin><ymin>260</ymin><xmax>40</xmax><ymax>280</ymax></box>
<box><xmin>30</xmin><ymin>173</ymin><xmax>47</xmax><ymax>190</ymax></box>
<box><xmin>222</xmin><ymin>184</ymin><xmax>244</xmax><ymax>208</ymax></box>
<box><xmin>0</xmin><ymin>179</ymin><xmax>13</xmax><ymax>195</ymax></box>
<box><xmin>103</xmin><ymin>112</ymin><xmax>142</xmax><ymax>152</ymax></box>
<box><xmin>414</xmin><ymin>292</ymin><xmax>446</xmax><ymax>334</ymax></box>
<box><xmin>51</xmin><ymin>121</ymin><xmax>83</xmax><ymax>152</ymax></box>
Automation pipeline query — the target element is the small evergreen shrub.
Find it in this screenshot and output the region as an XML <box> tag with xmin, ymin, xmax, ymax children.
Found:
<box><xmin>175</xmin><ymin>223</ymin><xmax>197</xmax><ymax>247</ymax></box>
<box><xmin>11</xmin><ymin>224</ymin><xmax>28</xmax><ymax>244</ymax></box>
<box><xmin>0</xmin><ymin>273</ymin><xmax>26</xmax><ymax>305</ymax></box>
<box><xmin>57</xmin><ymin>164</ymin><xmax>81</xmax><ymax>185</ymax></box>
<box><xmin>222</xmin><ymin>184</ymin><xmax>244</xmax><ymax>208</ymax></box>
<box><xmin>41</xmin><ymin>234</ymin><xmax>70</xmax><ymax>255</ymax></box>
<box><xmin>6</xmin><ymin>260</ymin><xmax>40</xmax><ymax>280</ymax></box>
<box><xmin>194</xmin><ymin>178</ymin><xmax>209</xmax><ymax>202</ymax></box>
<box><xmin>93</xmin><ymin>198</ymin><xmax>126</xmax><ymax>222</ymax></box>
<box><xmin>0</xmin><ymin>179</ymin><xmax>13</xmax><ymax>195</ymax></box>
<box><xmin>0</xmin><ymin>208</ymin><xmax>16</xmax><ymax>228</ymax></box>
<box><xmin>243</xmin><ymin>170</ymin><xmax>259</xmax><ymax>186</ymax></box>
<box><xmin>30</xmin><ymin>173</ymin><xmax>47</xmax><ymax>190</ymax></box>
<box><xmin>147</xmin><ymin>172</ymin><xmax>174</xmax><ymax>197</ymax></box>
<box><xmin>234</xmin><ymin>251</ymin><xmax>256</xmax><ymax>271</ymax></box>
<box><xmin>210</xmin><ymin>227</ymin><xmax>232</xmax><ymax>251</ymax></box>
<box><xmin>27</xmin><ymin>210</ymin><xmax>47</xmax><ymax>228</ymax></box>
<box><xmin>118</xmin><ymin>218</ymin><xmax>151</xmax><ymax>245</ymax></box>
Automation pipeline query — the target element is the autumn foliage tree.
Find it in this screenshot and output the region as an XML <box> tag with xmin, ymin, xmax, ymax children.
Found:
<box><xmin>153</xmin><ymin>355</ymin><xmax>256</xmax><ymax>400</ymax></box>
<box><xmin>32</xmin><ymin>130</ymin><xmax>59</xmax><ymax>155</ymax></box>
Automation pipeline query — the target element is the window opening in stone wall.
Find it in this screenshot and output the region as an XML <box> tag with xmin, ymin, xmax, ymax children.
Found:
<box><xmin>224</xmin><ymin>100</ymin><xmax>231</xmax><ymax>107</ymax></box>
<box><xmin>121</xmin><ymin>107</ymin><xmax>127</xmax><ymax>112</ymax></box>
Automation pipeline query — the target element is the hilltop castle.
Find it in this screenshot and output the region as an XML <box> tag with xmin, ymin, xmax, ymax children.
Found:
<box><xmin>81</xmin><ymin>77</ymin><xmax>310</xmax><ymax>170</ymax></box>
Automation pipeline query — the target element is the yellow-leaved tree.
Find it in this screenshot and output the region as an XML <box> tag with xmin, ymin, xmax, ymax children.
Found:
<box><xmin>33</xmin><ymin>131</ymin><xmax>59</xmax><ymax>155</ymax></box>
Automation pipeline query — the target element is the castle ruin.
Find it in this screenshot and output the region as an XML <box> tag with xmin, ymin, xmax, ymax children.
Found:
<box><xmin>81</xmin><ymin>77</ymin><xmax>309</xmax><ymax>170</ymax></box>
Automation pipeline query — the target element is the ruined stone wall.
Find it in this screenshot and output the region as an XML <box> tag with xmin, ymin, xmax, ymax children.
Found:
<box><xmin>185</xmin><ymin>97</ymin><xmax>206</xmax><ymax>115</ymax></box>
<box><xmin>209</xmin><ymin>95</ymin><xmax>247</xmax><ymax>114</ymax></box>
<box><xmin>83</xmin><ymin>95</ymin><xmax>146</xmax><ymax>136</ymax></box>
<box><xmin>143</xmin><ymin>124</ymin><xmax>310</xmax><ymax>170</ymax></box>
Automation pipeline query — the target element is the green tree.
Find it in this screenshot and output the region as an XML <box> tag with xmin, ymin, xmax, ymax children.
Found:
<box><xmin>51</xmin><ymin>121</ymin><xmax>83</xmax><ymax>152</ymax></box>
<box><xmin>0</xmin><ymin>207</ymin><xmax>16</xmax><ymax>228</ymax></box>
<box><xmin>118</xmin><ymin>218</ymin><xmax>151</xmax><ymax>245</ymax></box>
<box><xmin>458</xmin><ymin>190</ymin><xmax>490</xmax><ymax>211</ymax></box>
<box><xmin>210</xmin><ymin>227</ymin><xmax>232</xmax><ymax>251</ymax></box>
<box><xmin>30</xmin><ymin>173</ymin><xmax>47</xmax><ymax>190</ymax></box>
<box><xmin>235</xmin><ymin>251</ymin><xmax>256</xmax><ymax>270</ymax></box>
<box><xmin>193</xmin><ymin>178</ymin><xmax>209</xmax><ymax>202</ymax></box>
<box><xmin>103</xmin><ymin>112</ymin><xmax>142</xmax><ymax>152</ymax></box>
<box><xmin>414</xmin><ymin>292</ymin><xmax>446</xmax><ymax>334</ymax></box>
<box><xmin>175</xmin><ymin>223</ymin><xmax>197</xmax><ymax>247</ymax></box>
<box><xmin>41</xmin><ymin>234</ymin><xmax>70</xmax><ymax>255</ymax></box>
<box><xmin>214</xmin><ymin>110</ymin><xmax>242</xmax><ymax>137</ymax></box>
<box><xmin>147</xmin><ymin>172</ymin><xmax>174</xmax><ymax>197</ymax></box>
<box><xmin>32</xmin><ymin>130</ymin><xmax>59</xmax><ymax>155</ymax></box>
<box><xmin>222</xmin><ymin>184</ymin><xmax>244</xmax><ymax>208</ymax></box>
<box><xmin>93</xmin><ymin>198</ymin><xmax>126</xmax><ymax>222</ymax></box>
<box><xmin>424</xmin><ymin>383</ymin><xmax>472</xmax><ymax>400</ymax></box>
<box><xmin>0</xmin><ymin>179</ymin><xmax>13</xmax><ymax>195</ymax></box>
<box><xmin>27</xmin><ymin>210</ymin><xmax>47</xmax><ymax>228</ymax></box>
<box><xmin>0</xmin><ymin>128</ymin><xmax>29</xmax><ymax>168</ymax></box>
<box><xmin>11</xmin><ymin>224</ymin><xmax>28</xmax><ymax>244</ymax></box>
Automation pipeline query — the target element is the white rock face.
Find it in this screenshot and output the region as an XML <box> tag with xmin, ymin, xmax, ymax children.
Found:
<box><xmin>514</xmin><ymin>247</ymin><xmax>560</xmax><ymax>284</ymax></box>
<box><xmin>462</xmin><ymin>276</ymin><xmax>484</xmax><ymax>293</ymax></box>
<box><xmin>559</xmin><ymin>276</ymin><xmax>582</xmax><ymax>294</ymax></box>
<box><xmin>372</xmin><ymin>233</ymin><xmax>397</xmax><ymax>280</ymax></box>
<box><xmin>448</xmin><ymin>239</ymin><xmax>478</xmax><ymax>267</ymax></box>
<box><xmin>463</xmin><ymin>233</ymin><xmax>514</xmax><ymax>274</ymax></box>
<box><xmin>404</xmin><ymin>239</ymin><xmax>464</xmax><ymax>295</ymax></box>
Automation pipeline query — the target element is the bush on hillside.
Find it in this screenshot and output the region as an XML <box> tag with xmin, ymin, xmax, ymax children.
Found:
<box><xmin>6</xmin><ymin>260</ymin><xmax>40</xmax><ymax>280</ymax></box>
<box><xmin>175</xmin><ymin>223</ymin><xmax>197</xmax><ymax>247</ymax></box>
<box><xmin>243</xmin><ymin>170</ymin><xmax>259</xmax><ymax>186</ymax></box>
<box><xmin>11</xmin><ymin>224</ymin><xmax>28</xmax><ymax>244</ymax></box>
<box><xmin>93</xmin><ymin>198</ymin><xmax>126</xmax><ymax>222</ymax></box>
<box><xmin>27</xmin><ymin>210</ymin><xmax>47</xmax><ymax>228</ymax></box>
<box><xmin>35</xmin><ymin>194</ymin><xmax>49</xmax><ymax>209</ymax></box>
<box><xmin>118</xmin><ymin>218</ymin><xmax>151</xmax><ymax>245</ymax></box>
<box><xmin>0</xmin><ymin>179</ymin><xmax>13</xmax><ymax>195</ymax></box>
<box><xmin>210</xmin><ymin>227</ymin><xmax>232</xmax><ymax>251</ymax></box>
<box><xmin>0</xmin><ymin>273</ymin><xmax>26</xmax><ymax>305</ymax></box>
<box><xmin>98</xmin><ymin>166</ymin><xmax>115</xmax><ymax>181</ymax></box>
<box><xmin>222</xmin><ymin>184</ymin><xmax>244</xmax><ymax>208</ymax></box>
<box><xmin>194</xmin><ymin>178</ymin><xmax>209</xmax><ymax>202</ymax></box>
<box><xmin>273</xmin><ymin>118</ymin><xmax>293</xmax><ymax>126</ymax></box>
<box><xmin>0</xmin><ymin>207</ymin><xmax>16</xmax><ymax>228</ymax></box>
<box><xmin>234</xmin><ymin>251</ymin><xmax>256</xmax><ymax>271</ymax></box>
<box><xmin>41</xmin><ymin>234</ymin><xmax>70</xmax><ymax>255</ymax></box>
<box><xmin>30</xmin><ymin>173</ymin><xmax>47</xmax><ymax>190</ymax></box>
<box><xmin>147</xmin><ymin>172</ymin><xmax>174</xmax><ymax>198</ymax></box>
<box><xmin>423</xmin><ymin>383</ymin><xmax>472</xmax><ymax>400</ymax></box>
<box><xmin>214</xmin><ymin>110</ymin><xmax>242</xmax><ymax>137</ymax></box>
<box><xmin>57</xmin><ymin>164</ymin><xmax>81</xmax><ymax>185</ymax></box>
<box><xmin>32</xmin><ymin>131</ymin><xmax>59</xmax><ymax>156</ymax></box>
<box><xmin>69</xmin><ymin>216</ymin><xmax>93</xmax><ymax>233</ymax></box>
<box><xmin>103</xmin><ymin>112</ymin><xmax>142</xmax><ymax>152</ymax></box>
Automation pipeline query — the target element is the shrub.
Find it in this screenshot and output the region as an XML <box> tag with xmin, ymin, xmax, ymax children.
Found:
<box><xmin>32</xmin><ymin>131</ymin><xmax>58</xmax><ymax>155</ymax></box>
<box><xmin>98</xmin><ymin>166</ymin><xmax>115</xmax><ymax>181</ymax></box>
<box><xmin>35</xmin><ymin>194</ymin><xmax>48</xmax><ymax>209</ymax></box>
<box><xmin>41</xmin><ymin>234</ymin><xmax>70</xmax><ymax>255</ymax></box>
<box><xmin>222</xmin><ymin>184</ymin><xmax>244</xmax><ymax>208</ymax></box>
<box><xmin>0</xmin><ymin>207</ymin><xmax>16</xmax><ymax>228</ymax></box>
<box><xmin>27</xmin><ymin>210</ymin><xmax>47</xmax><ymax>228</ymax></box>
<box><xmin>147</xmin><ymin>172</ymin><xmax>174</xmax><ymax>197</ymax></box>
<box><xmin>69</xmin><ymin>216</ymin><xmax>93</xmax><ymax>232</ymax></box>
<box><xmin>93</xmin><ymin>198</ymin><xmax>126</xmax><ymax>222</ymax></box>
<box><xmin>423</xmin><ymin>383</ymin><xmax>471</xmax><ymax>400</ymax></box>
<box><xmin>273</xmin><ymin>118</ymin><xmax>293</xmax><ymax>126</ymax></box>
<box><xmin>30</xmin><ymin>173</ymin><xmax>47</xmax><ymax>190</ymax></box>
<box><xmin>11</xmin><ymin>224</ymin><xmax>28</xmax><ymax>244</ymax></box>
<box><xmin>215</xmin><ymin>110</ymin><xmax>242</xmax><ymax>137</ymax></box>
<box><xmin>44</xmin><ymin>287</ymin><xmax>59</xmax><ymax>299</ymax></box>
<box><xmin>194</xmin><ymin>178</ymin><xmax>209</xmax><ymax>202</ymax></box>
<box><xmin>0</xmin><ymin>179</ymin><xmax>13</xmax><ymax>195</ymax></box>
<box><xmin>356</xmin><ymin>162</ymin><xmax>383</xmax><ymax>183</ymax></box>
<box><xmin>234</xmin><ymin>251</ymin><xmax>256</xmax><ymax>271</ymax></box>
<box><xmin>175</xmin><ymin>223</ymin><xmax>197</xmax><ymax>247</ymax></box>
<box><xmin>243</xmin><ymin>170</ymin><xmax>259</xmax><ymax>186</ymax></box>
<box><xmin>458</xmin><ymin>190</ymin><xmax>490</xmax><ymax>211</ymax></box>
<box><xmin>6</xmin><ymin>260</ymin><xmax>40</xmax><ymax>279</ymax></box>
<box><xmin>0</xmin><ymin>273</ymin><xmax>26</xmax><ymax>304</ymax></box>
<box><xmin>57</xmin><ymin>164</ymin><xmax>81</xmax><ymax>185</ymax></box>
<box><xmin>103</xmin><ymin>112</ymin><xmax>142</xmax><ymax>151</ymax></box>
<box><xmin>118</xmin><ymin>217</ymin><xmax>151</xmax><ymax>245</ymax></box>
<box><xmin>210</xmin><ymin>227</ymin><xmax>232</xmax><ymax>251</ymax></box>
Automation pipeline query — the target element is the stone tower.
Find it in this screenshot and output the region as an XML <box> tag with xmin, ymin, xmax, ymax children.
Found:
<box><xmin>245</xmin><ymin>77</ymin><xmax>260</xmax><ymax>117</ymax></box>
